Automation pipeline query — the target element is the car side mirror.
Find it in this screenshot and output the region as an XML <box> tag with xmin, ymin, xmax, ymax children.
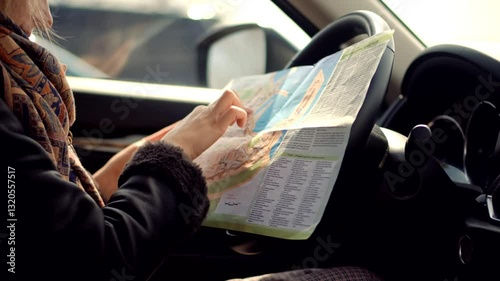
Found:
<box><xmin>197</xmin><ymin>24</ymin><xmax>297</xmax><ymax>88</ymax></box>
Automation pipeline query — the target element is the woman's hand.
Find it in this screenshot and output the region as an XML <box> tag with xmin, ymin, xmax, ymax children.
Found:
<box><xmin>94</xmin><ymin>89</ymin><xmax>249</xmax><ymax>201</ymax></box>
<box><xmin>161</xmin><ymin>89</ymin><xmax>250</xmax><ymax>160</ymax></box>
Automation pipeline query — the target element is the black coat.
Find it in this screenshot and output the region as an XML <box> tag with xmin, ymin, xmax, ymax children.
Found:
<box><xmin>0</xmin><ymin>95</ymin><xmax>209</xmax><ymax>281</ymax></box>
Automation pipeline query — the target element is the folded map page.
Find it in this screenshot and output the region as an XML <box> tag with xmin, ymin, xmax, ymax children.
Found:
<box><xmin>195</xmin><ymin>30</ymin><xmax>394</xmax><ymax>240</ymax></box>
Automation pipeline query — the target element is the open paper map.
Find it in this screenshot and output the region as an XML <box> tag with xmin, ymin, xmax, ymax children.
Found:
<box><xmin>195</xmin><ymin>30</ymin><xmax>394</xmax><ymax>240</ymax></box>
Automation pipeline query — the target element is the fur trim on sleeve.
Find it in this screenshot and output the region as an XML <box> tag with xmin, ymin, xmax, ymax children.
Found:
<box><xmin>119</xmin><ymin>142</ymin><xmax>209</xmax><ymax>236</ymax></box>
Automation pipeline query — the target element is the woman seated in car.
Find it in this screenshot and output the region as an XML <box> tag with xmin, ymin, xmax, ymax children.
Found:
<box><xmin>0</xmin><ymin>1</ymin><xmax>382</xmax><ymax>280</ymax></box>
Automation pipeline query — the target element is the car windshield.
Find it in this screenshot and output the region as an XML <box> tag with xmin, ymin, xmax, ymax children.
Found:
<box><xmin>381</xmin><ymin>0</ymin><xmax>500</xmax><ymax>60</ymax></box>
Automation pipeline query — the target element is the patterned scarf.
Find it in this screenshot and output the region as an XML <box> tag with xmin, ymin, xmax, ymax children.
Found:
<box><xmin>0</xmin><ymin>13</ymin><xmax>104</xmax><ymax>207</ymax></box>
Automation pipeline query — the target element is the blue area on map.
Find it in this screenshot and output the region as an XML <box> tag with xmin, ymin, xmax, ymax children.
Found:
<box><xmin>253</xmin><ymin>67</ymin><xmax>312</xmax><ymax>132</ymax></box>
<box><xmin>249</xmin><ymin>52</ymin><xmax>343</xmax><ymax>159</ymax></box>
<box><xmin>269</xmin><ymin>130</ymin><xmax>286</xmax><ymax>159</ymax></box>
<box><xmin>263</xmin><ymin>52</ymin><xmax>342</xmax><ymax>130</ymax></box>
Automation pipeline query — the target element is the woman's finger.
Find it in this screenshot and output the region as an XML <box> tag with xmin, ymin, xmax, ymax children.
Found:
<box><xmin>244</xmin><ymin>106</ymin><xmax>253</xmax><ymax>115</ymax></box>
<box><xmin>219</xmin><ymin>106</ymin><xmax>248</xmax><ymax>129</ymax></box>
<box><xmin>212</xmin><ymin>89</ymin><xmax>243</xmax><ymax>114</ymax></box>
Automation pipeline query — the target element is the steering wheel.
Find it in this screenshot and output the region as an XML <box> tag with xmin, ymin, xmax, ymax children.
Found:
<box><xmin>287</xmin><ymin>10</ymin><xmax>395</xmax><ymax>161</ymax></box>
<box><xmin>221</xmin><ymin>10</ymin><xmax>395</xmax><ymax>256</ymax></box>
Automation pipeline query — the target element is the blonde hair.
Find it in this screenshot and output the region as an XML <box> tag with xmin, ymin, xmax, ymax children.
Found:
<box><xmin>0</xmin><ymin>0</ymin><xmax>55</xmax><ymax>39</ymax></box>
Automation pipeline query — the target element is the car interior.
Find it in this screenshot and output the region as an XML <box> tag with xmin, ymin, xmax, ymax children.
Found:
<box><xmin>42</xmin><ymin>0</ymin><xmax>500</xmax><ymax>280</ymax></box>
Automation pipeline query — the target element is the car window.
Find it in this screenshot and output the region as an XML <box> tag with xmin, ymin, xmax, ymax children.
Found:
<box><xmin>42</xmin><ymin>0</ymin><xmax>310</xmax><ymax>88</ymax></box>
<box><xmin>381</xmin><ymin>0</ymin><xmax>500</xmax><ymax>60</ymax></box>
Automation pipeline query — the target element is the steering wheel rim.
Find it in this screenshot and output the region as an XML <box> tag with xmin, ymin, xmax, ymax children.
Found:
<box><xmin>286</xmin><ymin>10</ymin><xmax>394</xmax><ymax>68</ymax></box>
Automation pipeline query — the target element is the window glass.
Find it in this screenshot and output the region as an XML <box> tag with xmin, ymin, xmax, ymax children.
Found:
<box><xmin>43</xmin><ymin>0</ymin><xmax>310</xmax><ymax>87</ymax></box>
<box><xmin>381</xmin><ymin>0</ymin><xmax>500</xmax><ymax>59</ymax></box>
